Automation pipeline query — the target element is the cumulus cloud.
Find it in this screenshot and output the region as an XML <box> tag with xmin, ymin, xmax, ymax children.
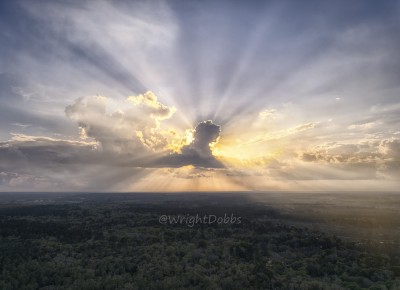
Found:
<box><xmin>379</xmin><ymin>139</ymin><xmax>400</xmax><ymax>159</ymax></box>
<box><xmin>156</xmin><ymin>120</ymin><xmax>224</xmax><ymax>168</ymax></box>
<box><xmin>377</xmin><ymin>139</ymin><xmax>400</xmax><ymax>178</ymax></box>
<box><xmin>65</xmin><ymin>91</ymin><xmax>176</xmax><ymax>153</ymax></box>
<box><xmin>0</xmin><ymin>90</ymin><xmax>181</xmax><ymax>191</ymax></box>
<box><xmin>0</xmin><ymin>96</ymin><xmax>227</xmax><ymax>190</ymax></box>
<box><xmin>127</xmin><ymin>91</ymin><xmax>176</xmax><ymax>122</ymax></box>
<box><xmin>182</xmin><ymin>120</ymin><xmax>220</xmax><ymax>158</ymax></box>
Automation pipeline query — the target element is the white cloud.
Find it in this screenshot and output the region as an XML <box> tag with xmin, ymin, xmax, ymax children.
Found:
<box><xmin>65</xmin><ymin>92</ymin><xmax>176</xmax><ymax>153</ymax></box>
<box><xmin>259</xmin><ymin>108</ymin><xmax>278</xmax><ymax>120</ymax></box>
<box><xmin>348</xmin><ymin>121</ymin><xmax>379</xmax><ymax>130</ymax></box>
<box><xmin>128</xmin><ymin>91</ymin><xmax>176</xmax><ymax>122</ymax></box>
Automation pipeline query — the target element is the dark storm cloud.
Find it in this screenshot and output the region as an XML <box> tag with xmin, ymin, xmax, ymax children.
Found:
<box><xmin>156</xmin><ymin>120</ymin><xmax>224</xmax><ymax>168</ymax></box>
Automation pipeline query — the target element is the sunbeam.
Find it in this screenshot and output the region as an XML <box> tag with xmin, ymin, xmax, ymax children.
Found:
<box><xmin>0</xmin><ymin>0</ymin><xmax>399</xmax><ymax>192</ymax></box>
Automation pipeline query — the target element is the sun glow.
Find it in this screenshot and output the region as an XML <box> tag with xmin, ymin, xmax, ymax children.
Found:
<box><xmin>184</xmin><ymin>129</ymin><xmax>195</xmax><ymax>146</ymax></box>
<box><xmin>1</xmin><ymin>0</ymin><xmax>399</xmax><ymax>192</ymax></box>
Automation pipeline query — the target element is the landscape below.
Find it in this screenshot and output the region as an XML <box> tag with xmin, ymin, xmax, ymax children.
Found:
<box><xmin>0</xmin><ymin>192</ymin><xmax>399</xmax><ymax>289</ymax></box>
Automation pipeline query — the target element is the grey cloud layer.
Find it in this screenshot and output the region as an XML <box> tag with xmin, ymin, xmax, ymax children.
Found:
<box><xmin>301</xmin><ymin>139</ymin><xmax>400</xmax><ymax>179</ymax></box>
<box><xmin>0</xmin><ymin>135</ymin><xmax>98</xmax><ymax>190</ymax></box>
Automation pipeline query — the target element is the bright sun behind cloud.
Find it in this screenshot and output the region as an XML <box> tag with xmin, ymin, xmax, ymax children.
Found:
<box><xmin>0</xmin><ymin>0</ymin><xmax>399</xmax><ymax>192</ymax></box>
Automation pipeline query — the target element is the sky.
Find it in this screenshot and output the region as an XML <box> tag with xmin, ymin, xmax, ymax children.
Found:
<box><xmin>0</xmin><ymin>0</ymin><xmax>399</xmax><ymax>192</ymax></box>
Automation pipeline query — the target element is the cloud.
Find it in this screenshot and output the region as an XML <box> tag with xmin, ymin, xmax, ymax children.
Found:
<box><xmin>259</xmin><ymin>108</ymin><xmax>278</xmax><ymax>120</ymax></box>
<box><xmin>300</xmin><ymin>138</ymin><xmax>400</xmax><ymax>179</ymax></box>
<box><xmin>128</xmin><ymin>91</ymin><xmax>176</xmax><ymax>122</ymax></box>
<box><xmin>1</xmin><ymin>89</ymin><xmax>180</xmax><ymax>191</ymax></box>
<box><xmin>0</xmin><ymin>133</ymin><xmax>157</xmax><ymax>191</ymax></box>
<box><xmin>0</xmin><ymin>98</ymin><xmax>225</xmax><ymax>190</ymax></box>
<box><xmin>0</xmin><ymin>171</ymin><xmax>56</xmax><ymax>190</ymax></box>
<box><xmin>1</xmin><ymin>0</ymin><xmax>400</xmax><ymax>192</ymax></box>
<box><xmin>379</xmin><ymin>138</ymin><xmax>400</xmax><ymax>159</ymax></box>
<box><xmin>159</xmin><ymin>166</ymin><xmax>215</xmax><ymax>179</ymax></box>
<box><xmin>209</xmin><ymin>136</ymin><xmax>400</xmax><ymax>182</ymax></box>
<box><xmin>156</xmin><ymin>120</ymin><xmax>224</xmax><ymax>168</ymax></box>
<box><xmin>301</xmin><ymin>141</ymin><xmax>379</xmax><ymax>163</ymax></box>
<box><xmin>348</xmin><ymin>121</ymin><xmax>379</xmax><ymax>130</ymax></box>
<box><xmin>183</xmin><ymin>120</ymin><xmax>220</xmax><ymax>158</ymax></box>
<box><xmin>0</xmin><ymin>134</ymin><xmax>97</xmax><ymax>171</ymax></box>
<box><xmin>377</xmin><ymin>138</ymin><xmax>400</xmax><ymax>179</ymax></box>
<box><xmin>0</xmin><ymin>134</ymin><xmax>100</xmax><ymax>190</ymax></box>
<box><xmin>257</xmin><ymin>103</ymin><xmax>295</xmax><ymax>123</ymax></box>
<box><xmin>65</xmin><ymin>92</ymin><xmax>176</xmax><ymax>153</ymax></box>
<box><xmin>240</xmin><ymin>121</ymin><xmax>318</xmax><ymax>146</ymax></box>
